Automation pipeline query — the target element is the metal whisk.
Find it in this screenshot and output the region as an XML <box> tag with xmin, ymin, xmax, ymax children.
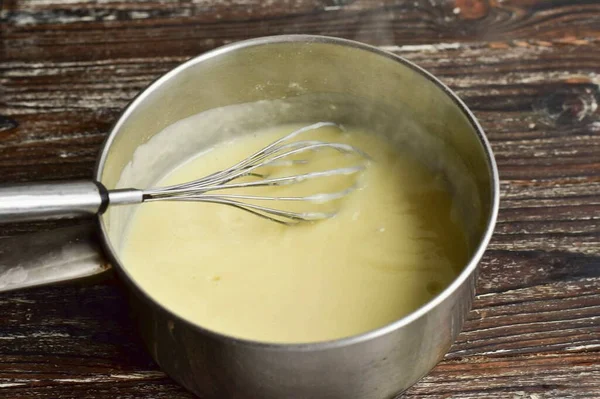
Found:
<box><xmin>0</xmin><ymin>122</ymin><xmax>369</xmax><ymax>225</ymax></box>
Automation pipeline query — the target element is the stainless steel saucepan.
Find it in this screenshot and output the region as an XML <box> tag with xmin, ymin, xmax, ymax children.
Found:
<box><xmin>0</xmin><ymin>35</ymin><xmax>499</xmax><ymax>399</ymax></box>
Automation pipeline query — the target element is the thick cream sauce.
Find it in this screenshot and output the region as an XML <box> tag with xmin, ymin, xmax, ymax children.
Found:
<box><xmin>121</xmin><ymin>125</ymin><xmax>469</xmax><ymax>343</ymax></box>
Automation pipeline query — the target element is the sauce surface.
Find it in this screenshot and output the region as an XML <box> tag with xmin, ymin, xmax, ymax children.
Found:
<box><xmin>121</xmin><ymin>124</ymin><xmax>469</xmax><ymax>343</ymax></box>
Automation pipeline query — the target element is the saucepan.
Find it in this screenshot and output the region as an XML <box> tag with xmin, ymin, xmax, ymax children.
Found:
<box><xmin>0</xmin><ymin>35</ymin><xmax>498</xmax><ymax>398</ymax></box>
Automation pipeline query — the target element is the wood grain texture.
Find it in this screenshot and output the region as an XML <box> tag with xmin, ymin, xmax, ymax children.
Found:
<box><xmin>1</xmin><ymin>0</ymin><xmax>599</xmax><ymax>398</ymax></box>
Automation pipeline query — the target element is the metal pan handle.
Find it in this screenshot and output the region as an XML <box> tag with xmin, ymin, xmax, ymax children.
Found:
<box><xmin>0</xmin><ymin>223</ymin><xmax>110</xmax><ymax>293</ymax></box>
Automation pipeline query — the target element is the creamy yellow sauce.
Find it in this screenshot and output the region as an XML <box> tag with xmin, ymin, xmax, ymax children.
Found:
<box><xmin>121</xmin><ymin>124</ymin><xmax>469</xmax><ymax>343</ymax></box>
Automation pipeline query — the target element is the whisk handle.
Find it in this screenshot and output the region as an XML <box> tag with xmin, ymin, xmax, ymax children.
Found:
<box><xmin>0</xmin><ymin>181</ymin><xmax>109</xmax><ymax>223</ymax></box>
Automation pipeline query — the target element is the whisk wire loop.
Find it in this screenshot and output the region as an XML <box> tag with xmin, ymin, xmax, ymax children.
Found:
<box><xmin>142</xmin><ymin>122</ymin><xmax>369</xmax><ymax>225</ymax></box>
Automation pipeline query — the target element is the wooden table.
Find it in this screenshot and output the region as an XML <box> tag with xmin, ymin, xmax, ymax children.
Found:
<box><xmin>1</xmin><ymin>0</ymin><xmax>599</xmax><ymax>397</ymax></box>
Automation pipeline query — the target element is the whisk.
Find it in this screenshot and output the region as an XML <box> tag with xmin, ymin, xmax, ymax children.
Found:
<box><xmin>0</xmin><ymin>122</ymin><xmax>369</xmax><ymax>225</ymax></box>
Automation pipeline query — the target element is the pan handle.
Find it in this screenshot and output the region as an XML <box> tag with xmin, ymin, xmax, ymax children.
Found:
<box><xmin>0</xmin><ymin>223</ymin><xmax>110</xmax><ymax>293</ymax></box>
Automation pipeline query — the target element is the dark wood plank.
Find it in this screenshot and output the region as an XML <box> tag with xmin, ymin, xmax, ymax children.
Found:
<box><xmin>2</xmin><ymin>0</ymin><xmax>600</xmax><ymax>62</ymax></box>
<box><xmin>1</xmin><ymin>0</ymin><xmax>600</xmax><ymax>397</ymax></box>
